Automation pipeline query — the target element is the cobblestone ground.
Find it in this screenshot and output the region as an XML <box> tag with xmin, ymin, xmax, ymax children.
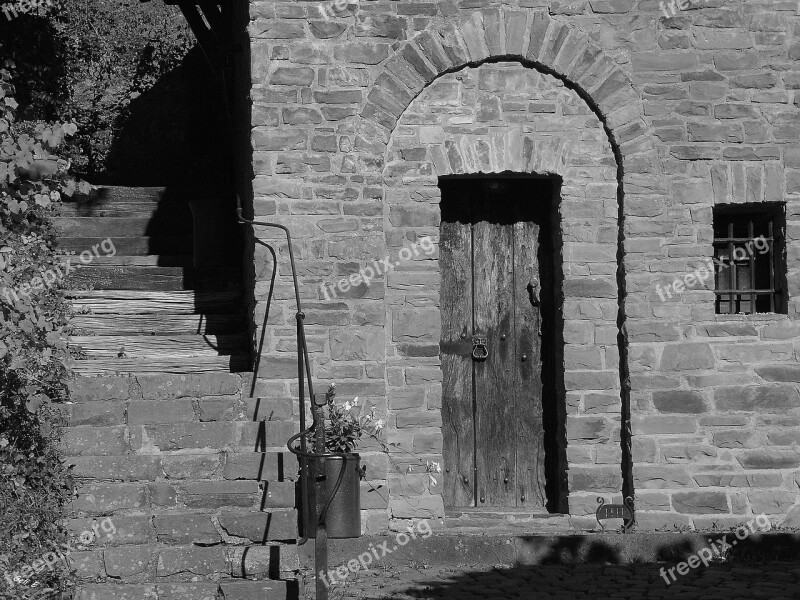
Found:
<box><xmin>304</xmin><ymin>561</ymin><xmax>800</xmax><ymax>600</ymax></box>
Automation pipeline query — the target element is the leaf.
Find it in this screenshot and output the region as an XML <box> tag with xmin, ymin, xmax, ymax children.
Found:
<box><xmin>78</xmin><ymin>180</ymin><xmax>92</xmax><ymax>195</ymax></box>
<box><xmin>4</xmin><ymin>97</ymin><xmax>18</xmax><ymax>109</ymax></box>
<box><xmin>62</xmin><ymin>123</ymin><xmax>78</xmax><ymax>136</ymax></box>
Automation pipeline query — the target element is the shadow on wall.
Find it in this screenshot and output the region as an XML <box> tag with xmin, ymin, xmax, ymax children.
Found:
<box><xmin>99</xmin><ymin>46</ymin><xmax>229</xmax><ymax>191</ymax></box>
<box><xmin>60</xmin><ymin>45</ymin><xmax>247</xmax><ymax>370</ymax></box>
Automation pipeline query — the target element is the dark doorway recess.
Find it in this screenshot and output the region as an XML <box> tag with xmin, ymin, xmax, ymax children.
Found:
<box><xmin>439</xmin><ymin>174</ymin><xmax>565</xmax><ymax>515</ymax></box>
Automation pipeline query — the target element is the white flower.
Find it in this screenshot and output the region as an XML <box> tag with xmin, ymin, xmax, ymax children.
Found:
<box><xmin>343</xmin><ymin>401</ymin><xmax>352</xmax><ymax>411</ymax></box>
<box><xmin>426</xmin><ymin>461</ymin><xmax>442</xmax><ymax>473</ymax></box>
<box><xmin>352</xmin><ymin>397</ymin><xmax>359</xmax><ymax>406</ymax></box>
<box><xmin>374</xmin><ymin>419</ymin><xmax>385</xmax><ymax>431</ymax></box>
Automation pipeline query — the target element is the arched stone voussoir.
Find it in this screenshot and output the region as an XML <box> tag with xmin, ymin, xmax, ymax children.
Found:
<box><xmin>359</xmin><ymin>18</ymin><xmax>655</xmax><ymax>174</ymax></box>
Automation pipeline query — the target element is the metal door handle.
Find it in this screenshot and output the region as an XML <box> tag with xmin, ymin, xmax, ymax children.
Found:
<box><xmin>472</xmin><ymin>335</ymin><xmax>488</xmax><ymax>361</ymax></box>
<box><xmin>527</xmin><ymin>276</ymin><xmax>540</xmax><ymax>306</ymax></box>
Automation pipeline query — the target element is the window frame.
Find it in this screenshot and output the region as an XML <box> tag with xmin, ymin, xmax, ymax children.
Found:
<box><xmin>712</xmin><ymin>203</ymin><xmax>787</xmax><ymax>316</ymax></box>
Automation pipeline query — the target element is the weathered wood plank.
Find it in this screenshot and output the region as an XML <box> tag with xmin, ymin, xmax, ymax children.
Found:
<box><xmin>56</xmin><ymin>255</ymin><xmax>193</xmax><ymax>267</ymax></box>
<box><xmin>56</xmin><ymin>236</ymin><xmax>194</xmax><ymax>256</ymax></box>
<box><xmin>67</xmin><ymin>290</ymin><xmax>241</xmax><ymax>315</ymax></box>
<box><xmin>69</xmin><ymin>335</ymin><xmax>248</xmax><ymax>358</ymax></box>
<box><xmin>67</xmin><ymin>266</ymin><xmax>187</xmax><ymax>291</ymax></box>
<box><xmin>53</xmin><ymin>217</ymin><xmax>192</xmax><ymax>238</ymax></box>
<box><xmin>71</xmin><ymin>313</ymin><xmax>244</xmax><ymax>336</ymax></box>
<box><xmin>71</xmin><ymin>355</ymin><xmax>248</xmax><ymax>376</ymax></box>
<box><xmin>440</xmin><ymin>194</ymin><xmax>474</xmax><ymax>509</ymax></box>
<box><xmin>473</xmin><ymin>191</ymin><xmax>517</xmax><ymax>508</ymax></box>
<box><xmin>514</xmin><ymin>220</ymin><xmax>547</xmax><ymax>510</ymax></box>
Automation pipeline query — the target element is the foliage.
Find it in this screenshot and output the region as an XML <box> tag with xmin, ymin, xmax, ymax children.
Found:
<box><xmin>0</xmin><ymin>64</ymin><xmax>78</xmax><ymax>600</ymax></box>
<box><xmin>314</xmin><ymin>384</ymin><xmax>442</xmax><ymax>488</ymax></box>
<box><xmin>0</xmin><ymin>0</ymin><xmax>194</xmax><ymax>178</ymax></box>
<box><xmin>316</xmin><ymin>383</ymin><xmax>384</xmax><ymax>454</ymax></box>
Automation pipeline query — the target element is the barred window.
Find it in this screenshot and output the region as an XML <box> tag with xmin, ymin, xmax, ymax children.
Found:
<box><xmin>713</xmin><ymin>205</ymin><xmax>786</xmax><ymax>315</ymax></box>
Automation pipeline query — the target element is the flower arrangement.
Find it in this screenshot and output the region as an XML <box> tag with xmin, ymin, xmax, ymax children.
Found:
<box><xmin>314</xmin><ymin>383</ymin><xmax>442</xmax><ymax>485</ymax></box>
<box><xmin>314</xmin><ymin>383</ymin><xmax>383</xmax><ymax>454</ymax></box>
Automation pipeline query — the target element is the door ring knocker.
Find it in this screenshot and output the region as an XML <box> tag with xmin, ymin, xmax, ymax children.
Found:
<box><xmin>472</xmin><ymin>336</ymin><xmax>488</xmax><ymax>361</ymax></box>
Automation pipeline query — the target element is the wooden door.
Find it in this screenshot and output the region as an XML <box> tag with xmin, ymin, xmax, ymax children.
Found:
<box><xmin>441</xmin><ymin>179</ymin><xmax>548</xmax><ymax>510</ymax></box>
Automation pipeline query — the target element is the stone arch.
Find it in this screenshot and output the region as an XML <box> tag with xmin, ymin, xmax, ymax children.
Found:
<box><xmin>357</xmin><ymin>12</ymin><xmax>660</xmax><ymax>177</ymax></box>
<box><xmin>363</xmin><ymin>13</ymin><xmax>663</xmax><ymax>520</ymax></box>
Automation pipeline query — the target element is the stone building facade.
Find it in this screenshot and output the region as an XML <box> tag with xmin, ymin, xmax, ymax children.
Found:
<box><xmin>239</xmin><ymin>0</ymin><xmax>800</xmax><ymax>533</ymax></box>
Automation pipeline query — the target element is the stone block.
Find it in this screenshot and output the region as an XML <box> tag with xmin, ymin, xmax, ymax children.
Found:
<box><xmin>72</xmin><ymin>483</ymin><xmax>146</xmax><ymax>515</ymax></box>
<box><xmin>659</xmin><ymin>343</ymin><xmax>715</xmax><ymax>371</ymax></box>
<box><xmin>218</xmin><ymin>510</ymin><xmax>298</xmax><ymax>541</ymax></box>
<box><xmin>128</xmin><ymin>400</ymin><xmax>194</xmax><ymax>424</ymax></box>
<box><xmin>737</xmin><ymin>450</ymin><xmax>800</xmax><ymax>469</ymax></box>
<box><xmin>104</xmin><ymin>545</ymin><xmax>152</xmax><ymax>578</ymax></box>
<box><xmin>652</xmin><ymin>390</ymin><xmax>707</xmax><ymax>414</ymax></box>
<box><xmin>154</xmin><ymin>514</ymin><xmax>220</xmax><ymax>544</ymax></box>
<box><xmin>63</xmin><ymin>426</ymin><xmax>127</xmax><ymax>456</ymax></box>
<box><xmin>634</xmin><ymin>466</ymin><xmax>693</xmax><ymax>489</ymax></box>
<box><xmin>156</xmin><ymin>546</ymin><xmax>227</xmax><ymax>577</ymax></box>
<box><xmin>672</xmin><ymin>491</ymin><xmax>729</xmax><ymax>514</ymax></box>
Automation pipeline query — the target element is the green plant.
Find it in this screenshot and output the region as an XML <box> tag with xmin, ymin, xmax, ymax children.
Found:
<box><xmin>315</xmin><ymin>383</ymin><xmax>384</xmax><ymax>454</ymax></box>
<box><xmin>0</xmin><ymin>0</ymin><xmax>194</xmax><ymax>178</ymax></box>
<box><xmin>0</xmin><ymin>62</ymin><xmax>80</xmax><ymax>600</ymax></box>
<box><xmin>313</xmin><ymin>383</ymin><xmax>442</xmax><ymax>490</ymax></box>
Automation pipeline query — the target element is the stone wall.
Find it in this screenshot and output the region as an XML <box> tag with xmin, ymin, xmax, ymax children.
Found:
<box><xmin>246</xmin><ymin>0</ymin><xmax>800</xmax><ymax>531</ymax></box>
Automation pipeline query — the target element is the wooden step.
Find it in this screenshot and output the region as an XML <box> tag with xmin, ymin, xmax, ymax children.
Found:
<box><xmin>58</xmin><ymin>201</ymin><xmax>191</xmax><ymax>218</ymax></box>
<box><xmin>69</xmin><ymin>335</ymin><xmax>249</xmax><ymax>358</ymax></box>
<box><xmin>53</xmin><ymin>216</ymin><xmax>192</xmax><ymax>238</ymax></box>
<box><xmin>67</xmin><ymin>290</ymin><xmax>241</xmax><ymax>314</ymax></box>
<box><xmin>66</xmin><ymin>265</ymin><xmax>242</xmax><ymax>292</ymax></box>
<box><xmin>67</xmin><ymin>265</ymin><xmax>187</xmax><ymax>291</ymax></box>
<box><xmin>70</xmin><ymin>354</ymin><xmax>249</xmax><ymax>375</ymax></box>
<box><xmin>71</xmin><ymin>313</ymin><xmax>245</xmax><ymax>336</ymax></box>
<box><xmin>56</xmin><ymin>236</ymin><xmax>194</xmax><ymax>256</ymax></box>
<box><xmin>56</xmin><ymin>255</ymin><xmax>193</xmax><ymax>267</ymax></box>
<box><xmin>76</xmin><ymin>186</ymin><xmax>167</xmax><ymax>204</ymax></box>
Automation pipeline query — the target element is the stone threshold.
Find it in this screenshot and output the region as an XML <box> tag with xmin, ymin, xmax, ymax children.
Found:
<box><xmin>300</xmin><ymin>531</ymin><xmax>800</xmax><ymax>569</ymax></box>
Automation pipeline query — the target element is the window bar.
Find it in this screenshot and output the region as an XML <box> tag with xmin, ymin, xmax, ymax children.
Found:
<box><xmin>769</xmin><ymin>219</ymin><xmax>775</xmax><ymax>313</ymax></box>
<box><xmin>728</xmin><ymin>221</ymin><xmax>735</xmax><ymax>314</ymax></box>
<box><xmin>749</xmin><ymin>219</ymin><xmax>755</xmax><ymax>314</ymax></box>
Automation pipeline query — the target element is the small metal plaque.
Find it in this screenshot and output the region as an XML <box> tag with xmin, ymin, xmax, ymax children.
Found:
<box><xmin>596</xmin><ymin>496</ymin><xmax>635</xmax><ymax>533</ymax></box>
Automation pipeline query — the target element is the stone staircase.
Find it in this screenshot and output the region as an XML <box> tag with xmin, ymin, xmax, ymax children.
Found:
<box><xmin>55</xmin><ymin>187</ymin><xmax>302</xmax><ymax>600</ymax></box>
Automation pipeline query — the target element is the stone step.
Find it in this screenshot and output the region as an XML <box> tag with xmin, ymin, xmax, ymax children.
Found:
<box><xmin>59</xmin><ymin>200</ymin><xmax>191</xmax><ymax>218</ymax></box>
<box><xmin>71</xmin><ymin>313</ymin><xmax>246</xmax><ymax>336</ymax></box>
<box><xmin>67</xmin><ymin>373</ymin><xmax>244</xmax><ymax>401</ymax></box>
<box><xmin>75</xmin><ymin>580</ymin><xmax>300</xmax><ymax>600</ymax></box>
<box><xmin>63</xmin><ymin>423</ymin><xmax>294</xmax><ymax>455</ymax></box>
<box><xmin>66</xmin><ymin>264</ymin><xmax>242</xmax><ymax>291</ymax></box>
<box><xmin>65</xmin><ymin>451</ymin><xmax>299</xmax><ymax>482</ymax></box>
<box><xmin>444</xmin><ymin>509</ymin><xmax>572</xmax><ymax>533</ymax></box>
<box><xmin>67</xmin><ymin>289</ymin><xmax>242</xmax><ymax>314</ymax></box>
<box><xmin>57</xmin><ymin>235</ymin><xmax>194</xmax><ymax>256</ymax></box>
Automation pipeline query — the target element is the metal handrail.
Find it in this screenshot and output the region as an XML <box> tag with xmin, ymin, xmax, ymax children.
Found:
<box><xmin>236</xmin><ymin>197</ymin><xmax>350</xmax><ymax>550</ymax></box>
